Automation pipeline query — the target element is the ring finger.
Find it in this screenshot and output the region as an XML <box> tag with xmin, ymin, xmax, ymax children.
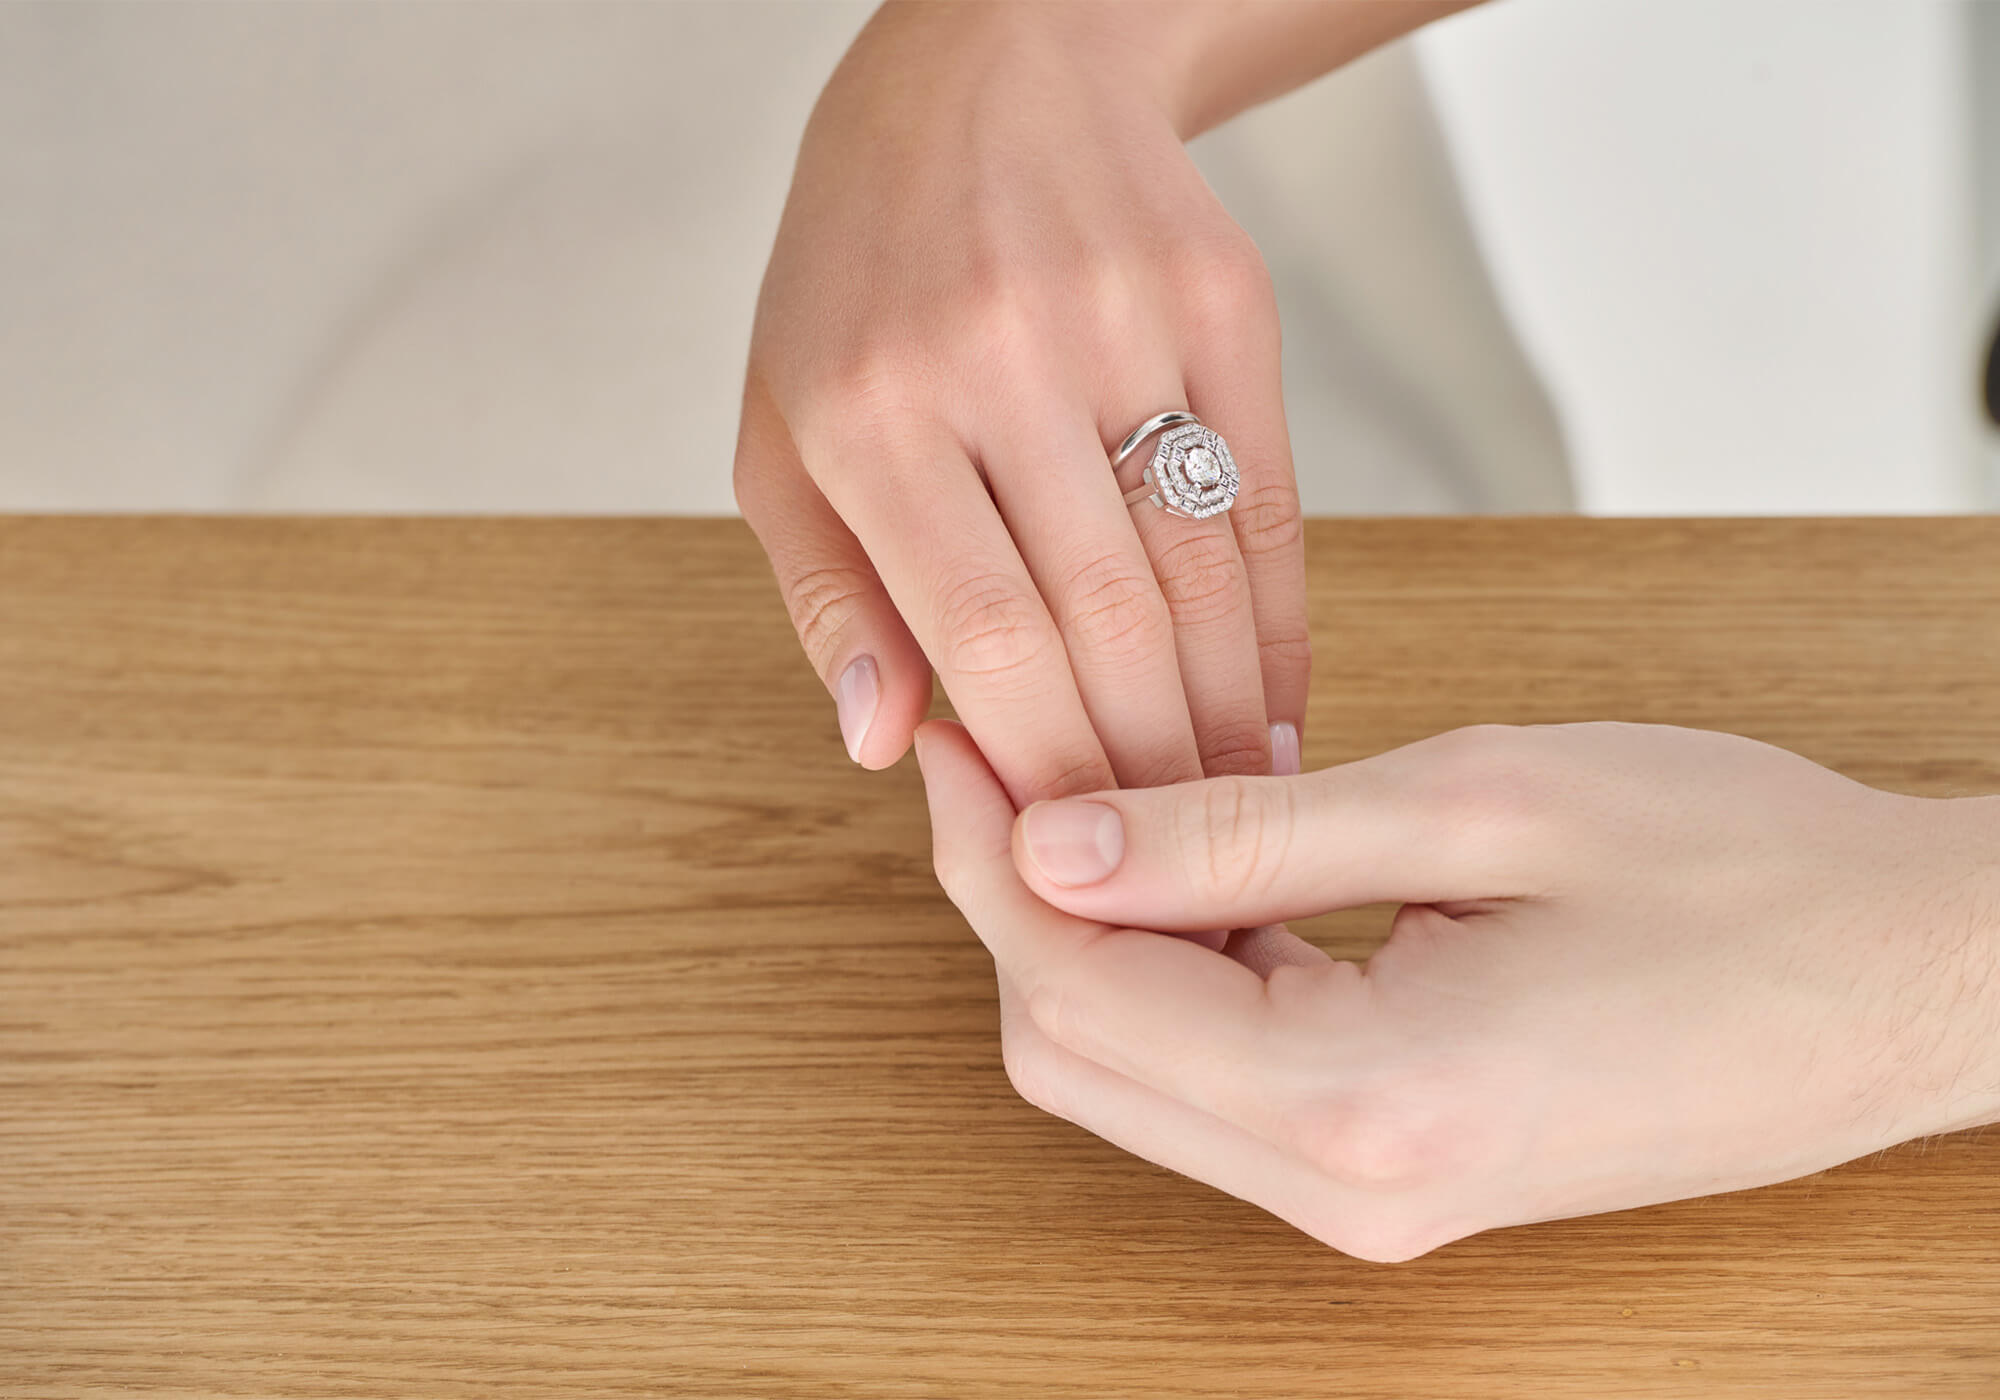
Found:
<box><xmin>1101</xmin><ymin>372</ymin><xmax>1270</xmax><ymax>779</ymax></box>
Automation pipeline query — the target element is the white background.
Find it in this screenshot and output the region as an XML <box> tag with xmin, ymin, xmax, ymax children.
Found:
<box><xmin>1422</xmin><ymin>0</ymin><xmax>1988</xmax><ymax>513</ymax></box>
<box><xmin>0</xmin><ymin>0</ymin><xmax>1990</xmax><ymax>515</ymax></box>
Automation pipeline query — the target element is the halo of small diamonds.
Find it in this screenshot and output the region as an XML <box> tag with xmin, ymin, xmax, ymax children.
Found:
<box><xmin>1147</xmin><ymin>424</ymin><xmax>1238</xmax><ymax>520</ymax></box>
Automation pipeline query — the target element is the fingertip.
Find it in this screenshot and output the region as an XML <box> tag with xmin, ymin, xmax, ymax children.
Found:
<box><xmin>1270</xmin><ymin>721</ymin><xmax>1302</xmax><ymax>778</ymax></box>
<box><xmin>854</xmin><ymin>718</ymin><xmax>913</xmax><ymax>771</ymax></box>
<box><xmin>910</xmin><ymin>717</ymin><xmax>962</xmax><ymax>772</ymax></box>
<box><xmin>839</xmin><ymin>644</ymin><xmax>934</xmax><ymax>770</ymax></box>
<box><xmin>912</xmin><ymin>719</ymin><xmax>1014</xmax><ymax>826</ymax></box>
<box><xmin>1015</xmin><ymin>798</ymin><xmax>1125</xmax><ymax>889</ymax></box>
<box><xmin>1010</xmin><ymin>796</ymin><xmax>1126</xmax><ymax>920</ymax></box>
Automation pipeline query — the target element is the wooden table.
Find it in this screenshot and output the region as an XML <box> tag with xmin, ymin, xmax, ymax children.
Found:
<box><xmin>4</xmin><ymin>517</ymin><xmax>1997</xmax><ymax>1398</ymax></box>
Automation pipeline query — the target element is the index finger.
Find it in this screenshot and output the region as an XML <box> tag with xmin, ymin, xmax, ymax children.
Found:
<box><xmin>811</xmin><ymin>427</ymin><xmax>1113</xmax><ymax>805</ymax></box>
<box><xmin>913</xmin><ymin>718</ymin><xmax>1304</xmax><ymax>1136</ymax></box>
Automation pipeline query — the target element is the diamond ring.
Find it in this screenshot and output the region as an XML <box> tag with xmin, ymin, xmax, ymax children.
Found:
<box><xmin>1112</xmin><ymin>410</ymin><xmax>1239</xmax><ymax>521</ymax></box>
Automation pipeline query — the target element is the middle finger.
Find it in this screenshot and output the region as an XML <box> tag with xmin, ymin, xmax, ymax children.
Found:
<box><xmin>983</xmin><ymin>395</ymin><xmax>1206</xmax><ymax>791</ymax></box>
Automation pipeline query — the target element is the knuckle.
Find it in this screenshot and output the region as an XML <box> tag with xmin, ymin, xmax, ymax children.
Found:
<box><xmin>999</xmin><ymin>1026</ymin><xmax>1069</xmax><ymax>1121</ymax></box>
<box><xmin>1295</xmin><ymin>1087</ymin><xmax>1491</xmax><ymax>1262</ymax></box>
<box><xmin>1259</xmin><ymin>628</ymin><xmax>1313</xmax><ymax>681</ymax></box>
<box><xmin>1022</xmin><ymin>971</ymin><xmax>1085</xmax><ymax>1067</ymax></box>
<box><xmin>1175</xmin><ymin>234</ymin><xmax>1276</xmax><ymax>337</ymax></box>
<box><xmin>1314</xmin><ymin>1205</ymin><xmax>1445</xmax><ymax>1266</ymax></box>
<box><xmin>1217</xmin><ymin>235</ymin><xmax>1275</xmax><ymax>297</ymax></box>
<box><xmin>928</xmin><ymin>833</ymin><xmax>981</xmax><ymax>913</ymax></box>
<box><xmin>1197</xmin><ymin>720</ymin><xmax>1273</xmax><ymax>779</ymax></box>
<box><xmin>1230</xmin><ymin>478</ymin><xmax>1304</xmax><ymax>558</ymax></box>
<box><xmin>1427</xmin><ymin>722</ymin><xmax>1533</xmax><ymax>769</ymax></box>
<box><xmin>1030</xmin><ymin>752</ymin><xmax>1118</xmax><ymax>802</ymax></box>
<box><xmin>1423</xmin><ymin>725</ymin><xmax>1560</xmax><ymax>860</ymax></box>
<box><xmin>969</xmin><ymin>278</ymin><xmax>1043</xmax><ymax>355</ymax></box>
<box><xmin>1297</xmin><ymin>1088</ymin><xmax>1452</xmax><ymax>1195</ymax></box>
<box><xmin>934</xmin><ymin>572</ymin><xmax>1056</xmax><ymax>689</ymax></box>
<box><xmin>1121</xmin><ymin>751</ymin><xmax>1205</xmax><ymax>791</ymax></box>
<box><xmin>810</xmin><ymin>346</ymin><xmax>931</xmax><ymax>451</ymax></box>
<box><xmin>1261</xmin><ymin>959</ymin><xmax>1360</xmax><ymax>1021</ymax></box>
<box><xmin>1057</xmin><ymin>551</ymin><xmax>1172</xmax><ymax>658</ymax></box>
<box><xmin>783</xmin><ymin>563</ymin><xmax>876</xmax><ymax>670</ymax></box>
<box><xmin>950</xmin><ymin>271</ymin><xmax>1051</xmax><ymax>387</ymax></box>
<box><xmin>729</xmin><ymin>447</ymin><xmax>764</xmax><ymax>517</ymax></box>
<box><xmin>1185</xmin><ymin>776</ymin><xmax>1290</xmax><ymax>906</ymax></box>
<box><xmin>930</xmin><ymin>841</ymin><xmax>967</xmax><ymax>908</ymax></box>
<box><xmin>1079</xmin><ymin>252</ymin><xmax>1148</xmax><ymax>344</ymax></box>
<box><xmin>730</xmin><ymin>372</ymin><xmax>788</xmax><ymax>515</ymax></box>
<box><xmin>1152</xmin><ymin>533</ymin><xmax>1244</xmax><ymax>624</ymax></box>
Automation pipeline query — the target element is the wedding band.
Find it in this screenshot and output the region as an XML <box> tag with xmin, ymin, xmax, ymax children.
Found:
<box><xmin>1111</xmin><ymin>410</ymin><xmax>1239</xmax><ymax>521</ymax></box>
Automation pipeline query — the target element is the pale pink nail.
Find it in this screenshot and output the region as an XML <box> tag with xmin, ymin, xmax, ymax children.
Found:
<box><xmin>1270</xmin><ymin>722</ymin><xmax>1301</xmax><ymax>777</ymax></box>
<box><xmin>835</xmin><ymin>655</ymin><xmax>879</xmax><ymax>764</ymax></box>
<box><xmin>1021</xmin><ymin>800</ymin><xmax>1125</xmax><ymax>887</ymax></box>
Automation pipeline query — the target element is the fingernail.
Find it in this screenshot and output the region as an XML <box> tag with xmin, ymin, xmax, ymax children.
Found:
<box><xmin>1270</xmin><ymin>722</ymin><xmax>1301</xmax><ymax>777</ymax></box>
<box><xmin>1021</xmin><ymin>800</ymin><xmax>1124</xmax><ymax>887</ymax></box>
<box><xmin>835</xmin><ymin>655</ymin><xmax>879</xmax><ymax>764</ymax></box>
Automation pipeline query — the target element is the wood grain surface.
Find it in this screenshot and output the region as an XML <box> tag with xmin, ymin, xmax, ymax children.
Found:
<box><xmin>2</xmin><ymin>516</ymin><xmax>1997</xmax><ymax>1399</ymax></box>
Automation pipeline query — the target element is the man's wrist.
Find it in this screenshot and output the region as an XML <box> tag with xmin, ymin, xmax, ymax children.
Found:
<box><xmin>1908</xmin><ymin>794</ymin><xmax>2000</xmax><ymax>1135</ymax></box>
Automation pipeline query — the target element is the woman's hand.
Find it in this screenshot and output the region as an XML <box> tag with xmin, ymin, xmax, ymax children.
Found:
<box><xmin>914</xmin><ymin>718</ymin><xmax>2000</xmax><ymax>1261</ymax></box>
<box><xmin>735</xmin><ymin>3</ymin><xmax>1461</xmax><ymax>803</ymax></box>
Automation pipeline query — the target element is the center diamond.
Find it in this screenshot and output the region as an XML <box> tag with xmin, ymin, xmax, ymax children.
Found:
<box><xmin>1184</xmin><ymin>446</ymin><xmax>1222</xmax><ymax>488</ymax></box>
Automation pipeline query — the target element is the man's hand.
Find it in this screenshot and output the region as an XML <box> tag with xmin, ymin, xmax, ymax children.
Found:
<box><xmin>915</xmin><ymin>718</ymin><xmax>2000</xmax><ymax>1260</ymax></box>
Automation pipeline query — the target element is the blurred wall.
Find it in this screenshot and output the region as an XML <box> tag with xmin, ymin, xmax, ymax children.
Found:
<box><xmin>0</xmin><ymin>1</ymin><xmax>865</xmax><ymax>512</ymax></box>
<box><xmin>1967</xmin><ymin>0</ymin><xmax>2000</xmax><ymax>506</ymax></box>
<box><xmin>1423</xmin><ymin>0</ymin><xmax>1987</xmax><ymax>513</ymax></box>
<box><xmin>0</xmin><ymin>0</ymin><xmax>1987</xmax><ymax>515</ymax></box>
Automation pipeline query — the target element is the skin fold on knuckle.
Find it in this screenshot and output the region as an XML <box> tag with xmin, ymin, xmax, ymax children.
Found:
<box><xmin>1179</xmin><ymin>776</ymin><xmax>1290</xmax><ymax>909</ymax></box>
<box><xmin>1257</xmin><ymin>629</ymin><xmax>1313</xmax><ymax>684</ymax></box>
<box><xmin>1196</xmin><ymin>721</ymin><xmax>1274</xmax><ymax>779</ymax></box>
<box><xmin>933</xmin><ymin>570</ymin><xmax>1057</xmax><ymax>692</ymax></box>
<box><xmin>1152</xmin><ymin>534</ymin><xmax>1244</xmax><ymax>626</ymax></box>
<box><xmin>1172</xmin><ymin>233</ymin><xmax>1276</xmax><ymax>344</ymax></box>
<box><xmin>1056</xmin><ymin>550</ymin><xmax>1173</xmax><ymax>660</ymax></box>
<box><xmin>812</xmin><ymin>346</ymin><xmax>933</xmax><ymax>456</ymax></box>
<box><xmin>783</xmin><ymin>562</ymin><xmax>879</xmax><ymax>673</ymax></box>
<box><xmin>999</xmin><ymin>1026</ymin><xmax>1072</xmax><ymax>1123</ymax></box>
<box><xmin>1029</xmin><ymin>752</ymin><xmax>1120</xmax><ymax>803</ymax></box>
<box><xmin>1230</xmin><ymin>479</ymin><xmax>1305</xmax><ymax>559</ymax></box>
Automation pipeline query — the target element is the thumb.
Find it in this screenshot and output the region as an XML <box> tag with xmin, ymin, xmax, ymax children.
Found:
<box><xmin>1010</xmin><ymin>729</ymin><xmax>1545</xmax><ymax>930</ymax></box>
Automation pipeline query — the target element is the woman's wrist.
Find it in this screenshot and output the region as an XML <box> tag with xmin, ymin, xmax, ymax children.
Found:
<box><xmin>1148</xmin><ymin>0</ymin><xmax>1482</xmax><ymax>139</ymax></box>
<box><xmin>851</xmin><ymin>2</ymin><xmax>1475</xmax><ymax>143</ymax></box>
